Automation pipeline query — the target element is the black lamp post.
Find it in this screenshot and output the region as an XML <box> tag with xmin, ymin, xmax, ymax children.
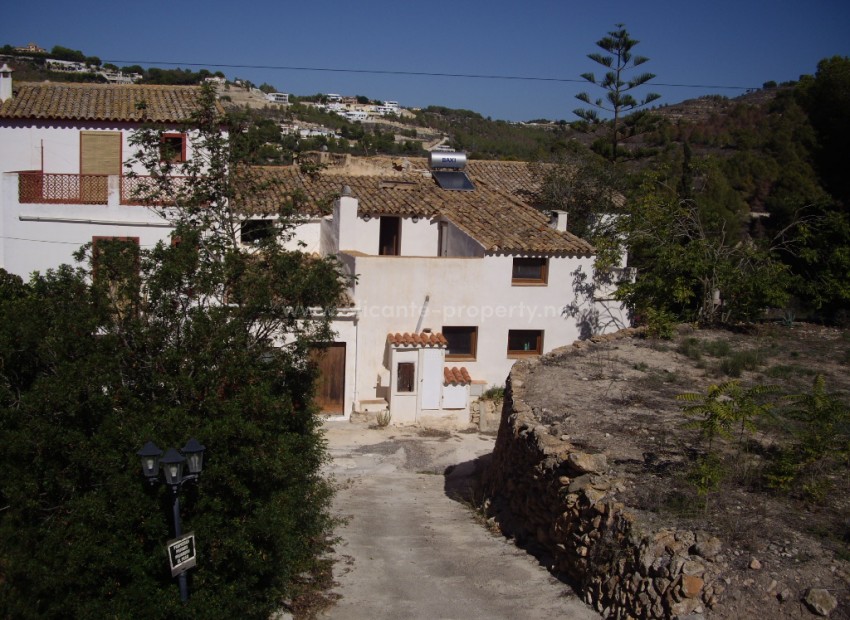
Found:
<box><xmin>137</xmin><ymin>438</ymin><xmax>205</xmax><ymax>603</ymax></box>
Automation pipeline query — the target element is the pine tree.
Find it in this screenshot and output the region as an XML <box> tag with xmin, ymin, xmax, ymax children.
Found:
<box><xmin>574</xmin><ymin>24</ymin><xmax>660</xmax><ymax>160</ymax></box>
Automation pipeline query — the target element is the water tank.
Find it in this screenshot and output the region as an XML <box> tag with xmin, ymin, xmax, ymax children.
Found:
<box><xmin>428</xmin><ymin>152</ymin><xmax>467</xmax><ymax>170</ymax></box>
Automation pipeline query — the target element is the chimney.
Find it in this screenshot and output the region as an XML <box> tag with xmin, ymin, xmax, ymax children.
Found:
<box><xmin>334</xmin><ymin>185</ymin><xmax>359</xmax><ymax>252</ymax></box>
<box><xmin>0</xmin><ymin>64</ymin><xmax>13</xmax><ymax>103</ymax></box>
<box><xmin>551</xmin><ymin>210</ymin><xmax>568</xmax><ymax>232</ymax></box>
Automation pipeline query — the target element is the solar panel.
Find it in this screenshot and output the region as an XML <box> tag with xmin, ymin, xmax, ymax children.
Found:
<box><xmin>432</xmin><ymin>171</ymin><xmax>475</xmax><ymax>191</ymax></box>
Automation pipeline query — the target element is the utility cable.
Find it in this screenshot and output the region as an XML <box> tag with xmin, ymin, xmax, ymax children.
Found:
<box><xmin>102</xmin><ymin>59</ymin><xmax>758</xmax><ymax>91</ymax></box>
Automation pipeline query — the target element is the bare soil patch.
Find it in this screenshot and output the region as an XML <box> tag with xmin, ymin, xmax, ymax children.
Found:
<box><xmin>522</xmin><ymin>323</ymin><xmax>850</xmax><ymax>618</ymax></box>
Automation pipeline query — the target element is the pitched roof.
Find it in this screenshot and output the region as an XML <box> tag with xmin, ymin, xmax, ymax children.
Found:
<box><xmin>0</xmin><ymin>82</ymin><xmax>219</xmax><ymax>123</ymax></box>
<box><xmin>387</xmin><ymin>332</ymin><xmax>448</xmax><ymax>347</ymax></box>
<box><xmin>240</xmin><ymin>160</ymin><xmax>595</xmax><ymax>256</ymax></box>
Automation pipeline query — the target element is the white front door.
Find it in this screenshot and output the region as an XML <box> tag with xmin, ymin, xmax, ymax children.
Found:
<box><xmin>419</xmin><ymin>348</ymin><xmax>442</xmax><ymax>412</ymax></box>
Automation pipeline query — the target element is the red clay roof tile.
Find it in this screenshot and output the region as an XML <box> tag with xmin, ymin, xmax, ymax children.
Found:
<box><xmin>241</xmin><ymin>161</ymin><xmax>595</xmax><ymax>255</ymax></box>
<box><xmin>387</xmin><ymin>332</ymin><xmax>448</xmax><ymax>347</ymax></box>
<box><xmin>0</xmin><ymin>82</ymin><xmax>221</xmax><ymax>123</ymax></box>
<box><xmin>443</xmin><ymin>366</ymin><xmax>472</xmax><ymax>385</ymax></box>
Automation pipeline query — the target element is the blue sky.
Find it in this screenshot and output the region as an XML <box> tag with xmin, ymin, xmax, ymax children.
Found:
<box><xmin>2</xmin><ymin>1</ymin><xmax>848</xmax><ymax>121</ymax></box>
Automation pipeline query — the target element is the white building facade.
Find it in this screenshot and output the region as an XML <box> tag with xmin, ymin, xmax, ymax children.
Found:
<box><xmin>0</xmin><ymin>70</ymin><xmax>627</xmax><ymax>426</ymax></box>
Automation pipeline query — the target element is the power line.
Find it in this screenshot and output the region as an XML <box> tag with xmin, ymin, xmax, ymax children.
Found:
<box><xmin>103</xmin><ymin>59</ymin><xmax>758</xmax><ymax>91</ymax></box>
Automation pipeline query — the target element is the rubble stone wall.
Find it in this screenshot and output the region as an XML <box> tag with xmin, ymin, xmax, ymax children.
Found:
<box><xmin>481</xmin><ymin>337</ymin><xmax>725</xmax><ymax>619</ymax></box>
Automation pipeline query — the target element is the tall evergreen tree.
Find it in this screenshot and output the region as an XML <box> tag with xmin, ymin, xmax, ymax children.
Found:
<box><xmin>574</xmin><ymin>24</ymin><xmax>660</xmax><ymax>160</ymax></box>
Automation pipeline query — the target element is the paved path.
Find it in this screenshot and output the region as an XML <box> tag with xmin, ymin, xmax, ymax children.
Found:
<box><xmin>318</xmin><ymin>421</ymin><xmax>599</xmax><ymax>620</ymax></box>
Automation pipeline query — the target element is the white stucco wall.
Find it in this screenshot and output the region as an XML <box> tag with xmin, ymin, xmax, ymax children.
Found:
<box><xmin>0</xmin><ymin>120</ymin><xmax>195</xmax><ymax>176</ymax></box>
<box><xmin>1</xmin><ymin>172</ymin><xmax>174</xmax><ymax>276</ymax></box>
<box><xmin>342</xmin><ymin>251</ymin><xmax>617</xmax><ymax>404</ymax></box>
<box><xmin>399</xmin><ymin>217</ymin><xmax>439</xmax><ymax>256</ymax></box>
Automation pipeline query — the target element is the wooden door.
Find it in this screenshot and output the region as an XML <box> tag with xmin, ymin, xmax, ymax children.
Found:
<box><xmin>311</xmin><ymin>343</ymin><xmax>346</xmax><ymax>414</ymax></box>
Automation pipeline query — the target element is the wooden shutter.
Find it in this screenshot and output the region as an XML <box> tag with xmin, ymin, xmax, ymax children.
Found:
<box><xmin>80</xmin><ymin>131</ymin><xmax>122</xmax><ymax>175</ymax></box>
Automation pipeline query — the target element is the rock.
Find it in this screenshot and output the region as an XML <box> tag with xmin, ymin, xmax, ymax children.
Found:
<box><xmin>567</xmin><ymin>451</ymin><xmax>608</xmax><ymax>475</ymax></box>
<box><xmin>749</xmin><ymin>558</ymin><xmax>762</xmax><ymax>570</ymax></box>
<box><xmin>682</xmin><ymin>559</ymin><xmax>706</xmax><ymax>576</ymax></box>
<box><xmin>669</xmin><ymin>597</ymin><xmax>701</xmax><ymax>617</ymax></box>
<box><xmin>681</xmin><ymin>574</ymin><xmax>705</xmax><ymax>598</ymax></box>
<box><xmin>804</xmin><ymin>588</ymin><xmax>838</xmax><ymax>616</ymax></box>
<box><xmin>778</xmin><ymin>587</ymin><xmax>793</xmax><ymax>602</ymax></box>
<box><xmin>691</xmin><ymin>536</ymin><xmax>723</xmax><ymax>560</ymax></box>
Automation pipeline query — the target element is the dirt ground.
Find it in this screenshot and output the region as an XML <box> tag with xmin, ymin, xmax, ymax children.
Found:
<box><xmin>522</xmin><ymin>323</ymin><xmax>850</xmax><ymax>619</ymax></box>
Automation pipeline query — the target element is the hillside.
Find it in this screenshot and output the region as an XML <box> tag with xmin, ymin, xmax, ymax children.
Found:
<box><xmin>487</xmin><ymin>323</ymin><xmax>850</xmax><ymax>619</ymax></box>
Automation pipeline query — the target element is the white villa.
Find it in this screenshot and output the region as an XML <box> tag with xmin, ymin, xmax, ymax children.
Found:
<box><xmin>0</xmin><ymin>68</ymin><xmax>627</xmax><ymax>427</ymax></box>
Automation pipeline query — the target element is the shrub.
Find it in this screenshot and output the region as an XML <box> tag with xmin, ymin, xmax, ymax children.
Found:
<box><xmin>719</xmin><ymin>350</ymin><xmax>762</xmax><ymax>377</ymax></box>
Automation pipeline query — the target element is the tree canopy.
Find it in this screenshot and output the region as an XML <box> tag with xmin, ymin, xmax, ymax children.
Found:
<box><xmin>0</xmin><ymin>85</ymin><xmax>346</xmax><ymax>618</ymax></box>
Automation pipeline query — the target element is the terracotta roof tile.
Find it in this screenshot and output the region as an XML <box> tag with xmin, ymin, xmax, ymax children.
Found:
<box><xmin>443</xmin><ymin>366</ymin><xmax>472</xmax><ymax>385</ymax></box>
<box><xmin>240</xmin><ymin>161</ymin><xmax>595</xmax><ymax>255</ymax></box>
<box><xmin>0</xmin><ymin>82</ymin><xmax>221</xmax><ymax>123</ymax></box>
<box><xmin>387</xmin><ymin>332</ymin><xmax>448</xmax><ymax>347</ymax></box>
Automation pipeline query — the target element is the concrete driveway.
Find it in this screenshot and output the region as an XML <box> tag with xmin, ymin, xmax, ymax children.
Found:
<box><xmin>318</xmin><ymin>420</ymin><xmax>599</xmax><ymax>620</ymax></box>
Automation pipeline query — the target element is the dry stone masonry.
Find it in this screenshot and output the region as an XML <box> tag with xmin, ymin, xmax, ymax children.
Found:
<box><xmin>482</xmin><ymin>330</ymin><xmax>727</xmax><ymax>619</ymax></box>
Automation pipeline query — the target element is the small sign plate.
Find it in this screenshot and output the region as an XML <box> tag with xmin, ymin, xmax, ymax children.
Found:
<box><xmin>167</xmin><ymin>532</ymin><xmax>197</xmax><ymax>577</ymax></box>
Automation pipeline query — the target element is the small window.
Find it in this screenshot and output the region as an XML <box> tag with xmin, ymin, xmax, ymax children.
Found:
<box><xmin>512</xmin><ymin>257</ymin><xmax>548</xmax><ymax>285</ymax></box>
<box><xmin>241</xmin><ymin>219</ymin><xmax>276</xmax><ymax>245</ymax></box>
<box><xmin>443</xmin><ymin>326</ymin><xmax>478</xmax><ymax>360</ymax></box>
<box><xmin>397</xmin><ymin>362</ymin><xmax>415</xmax><ymax>392</ymax></box>
<box><xmin>160</xmin><ymin>133</ymin><xmax>187</xmax><ymax>163</ymax></box>
<box><xmin>507</xmin><ymin>330</ymin><xmax>543</xmax><ymax>356</ymax></box>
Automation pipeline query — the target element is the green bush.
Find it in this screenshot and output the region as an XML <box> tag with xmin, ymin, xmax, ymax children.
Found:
<box><xmin>676</xmin><ymin>337</ymin><xmax>702</xmax><ymax>361</ymax></box>
<box><xmin>703</xmin><ymin>339</ymin><xmax>731</xmax><ymax>357</ymax></box>
<box><xmin>719</xmin><ymin>350</ymin><xmax>762</xmax><ymax>377</ymax></box>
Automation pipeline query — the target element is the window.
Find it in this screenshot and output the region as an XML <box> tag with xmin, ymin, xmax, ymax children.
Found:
<box><xmin>443</xmin><ymin>326</ymin><xmax>478</xmax><ymax>360</ymax></box>
<box><xmin>379</xmin><ymin>216</ymin><xmax>401</xmax><ymax>256</ymax></box>
<box><xmin>397</xmin><ymin>362</ymin><xmax>415</xmax><ymax>392</ymax></box>
<box><xmin>507</xmin><ymin>330</ymin><xmax>543</xmax><ymax>356</ymax></box>
<box><xmin>512</xmin><ymin>257</ymin><xmax>548</xmax><ymax>285</ymax></box>
<box><xmin>81</xmin><ymin>131</ymin><xmax>122</xmax><ymax>175</ymax></box>
<box><xmin>240</xmin><ymin>219</ymin><xmax>276</xmax><ymax>245</ymax></box>
<box><xmin>160</xmin><ymin>133</ymin><xmax>187</xmax><ymax>163</ymax></box>
<box><xmin>80</xmin><ymin>131</ymin><xmax>121</xmax><ymax>203</ymax></box>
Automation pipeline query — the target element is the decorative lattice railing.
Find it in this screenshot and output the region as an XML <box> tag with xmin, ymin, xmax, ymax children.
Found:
<box><xmin>120</xmin><ymin>175</ymin><xmax>194</xmax><ymax>206</ymax></box>
<box><xmin>16</xmin><ymin>172</ymin><xmax>194</xmax><ymax>206</ymax></box>
<box><xmin>18</xmin><ymin>172</ymin><xmax>109</xmax><ymax>205</ymax></box>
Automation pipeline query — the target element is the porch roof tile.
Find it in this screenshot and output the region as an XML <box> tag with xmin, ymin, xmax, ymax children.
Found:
<box><xmin>387</xmin><ymin>332</ymin><xmax>448</xmax><ymax>347</ymax></box>
<box><xmin>443</xmin><ymin>366</ymin><xmax>472</xmax><ymax>385</ymax></box>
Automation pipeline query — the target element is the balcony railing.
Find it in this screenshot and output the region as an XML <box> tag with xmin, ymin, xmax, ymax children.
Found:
<box><xmin>120</xmin><ymin>174</ymin><xmax>193</xmax><ymax>206</ymax></box>
<box><xmin>19</xmin><ymin>172</ymin><xmax>109</xmax><ymax>205</ymax></box>
<box><xmin>17</xmin><ymin>172</ymin><xmax>193</xmax><ymax>206</ymax></box>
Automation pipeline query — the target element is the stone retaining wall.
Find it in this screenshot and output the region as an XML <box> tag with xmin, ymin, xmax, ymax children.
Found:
<box><xmin>481</xmin><ymin>331</ymin><xmax>726</xmax><ymax>619</ymax></box>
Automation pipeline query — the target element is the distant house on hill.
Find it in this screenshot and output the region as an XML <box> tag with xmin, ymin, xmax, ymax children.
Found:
<box><xmin>265</xmin><ymin>92</ymin><xmax>289</xmax><ymax>105</ymax></box>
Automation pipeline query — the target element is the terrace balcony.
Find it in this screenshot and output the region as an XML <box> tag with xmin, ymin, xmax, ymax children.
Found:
<box><xmin>17</xmin><ymin>171</ymin><xmax>191</xmax><ymax>207</ymax></box>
